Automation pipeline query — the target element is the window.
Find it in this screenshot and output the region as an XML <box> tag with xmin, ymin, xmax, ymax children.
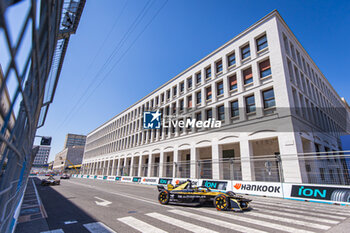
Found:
<box><xmin>217</xmin><ymin>105</ymin><xmax>225</xmax><ymax>121</ymax></box>
<box><xmin>187</xmin><ymin>95</ymin><xmax>192</xmax><ymax>108</ymax></box>
<box><xmin>180</xmin><ymin>99</ymin><xmax>184</xmax><ymax>111</ymax></box>
<box><xmin>196</xmin><ymin>91</ymin><xmax>201</xmax><ymax>104</ymax></box>
<box><xmin>241</xmin><ymin>44</ymin><xmax>250</xmax><ymax>60</ymax></box>
<box><xmin>205</xmin><ymin>67</ymin><xmax>211</xmax><ymax>79</ymax></box>
<box><xmin>156</xmin><ymin>97</ymin><xmax>159</xmax><ymax>105</ymax></box>
<box><xmin>187</xmin><ymin>77</ymin><xmax>192</xmax><ymax>89</ymax></box>
<box><xmin>196</xmin><ymin>72</ymin><xmax>201</xmax><ymax>84</ymax></box>
<box><xmin>227</xmin><ymin>53</ymin><xmax>236</xmax><ymax>67</ymax></box>
<box><xmin>243</xmin><ymin>67</ymin><xmax>253</xmax><ymax>85</ymax></box>
<box><xmin>216</xmin><ymin>81</ymin><xmax>224</xmax><ymax>96</ymax></box>
<box><xmin>167</xmin><ymin>90</ymin><xmax>170</xmax><ymax>100</ymax></box>
<box><xmin>262</xmin><ymin>88</ymin><xmax>275</xmax><ymax>109</ymax></box>
<box><xmin>206</xmin><ymin>109</ymin><xmax>212</xmax><ymax>120</ymax></box>
<box><xmin>180</xmin><ymin>82</ymin><xmax>184</xmax><ymax>93</ymax></box>
<box><xmin>206</xmin><ymin>86</ymin><xmax>212</xmax><ymax>100</ymax></box>
<box><xmin>229</xmin><ymin>74</ymin><xmax>237</xmax><ymax>91</ymax></box>
<box><xmin>165</xmin><ymin>106</ymin><xmax>169</xmax><ymax>115</ymax></box>
<box><xmin>196</xmin><ymin>112</ymin><xmax>202</xmax><ymax>121</ymax></box>
<box><xmin>216</xmin><ymin>60</ymin><xmax>223</xmax><ymax>73</ymax></box>
<box><xmin>231</xmin><ymin>100</ymin><xmax>239</xmax><ymax>117</ymax></box>
<box><xmin>172</xmin><ymin>103</ymin><xmax>176</xmax><ymax>114</ymax></box>
<box><xmin>256</xmin><ymin>34</ymin><xmax>268</xmax><ymax>51</ymax></box>
<box><xmin>287</xmin><ymin>59</ymin><xmax>294</xmax><ymax>82</ymax></box>
<box><xmin>259</xmin><ymin>59</ymin><xmax>271</xmax><ymax>78</ymax></box>
<box><xmin>245</xmin><ymin>95</ymin><xmax>256</xmax><ymax>113</ymax></box>
<box><xmin>173</xmin><ymin>86</ymin><xmax>177</xmax><ymax>97</ymax></box>
<box><xmin>283</xmin><ymin>33</ymin><xmax>290</xmax><ymax>55</ymax></box>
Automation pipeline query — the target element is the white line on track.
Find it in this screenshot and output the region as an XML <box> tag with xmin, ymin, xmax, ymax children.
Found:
<box><xmin>192</xmin><ymin>208</ymin><xmax>315</xmax><ymax>233</ymax></box>
<box><xmin>252</xmin><ymin>202</ymin><xmax>346</xmax><ymax>220</ymax></box>
<box><xmin>83</xmin><ymin>222</ymin><xmax>117</xmax><ymax>233</ymax></box>
<box><xmin>41</xmin><ymin>229</ymin><xmax>64</xmax><ymax>233</ymax></box>
<box><xmin>146</xmin><ymin>212</ymin><xmax>219</xmax><ymax>233</ymax></box>
<box><xmin>117</xmin><ymin>216</ymin><xmax>167</xmax><ymax>233</ymax></box>
<box><xmin>168</xmin><ymin>209</ymin><xmax>267</xmax><ymax>233</ymax></box>
<box><xmin>245</xmin><ymin>211</ymin><xmax>331</xmax><ymax>230</ymax></box>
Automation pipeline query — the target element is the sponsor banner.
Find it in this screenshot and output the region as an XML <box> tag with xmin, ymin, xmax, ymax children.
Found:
<box><xmin>201</xmin><ymin>180</ymin><xmax>228</xmax><ymax>191</ymax></box>
<box><xmin>89</xmin><ymin>175</ymin><xmax>95</xmax><ymax>179</ymax></box>
<box><xmin>158</xmin><ymin>178</ymin><xmax>172</xmax><ymax>185</ymax></box>
<box><xmin>107</xmin><ymin>176</ymin><xmax>115</xmax><ymax>181</ymax></box>
<box><xmin>231</xmin><ymin>181</ymin><xmax>283</xmax><ymax>197</ymax></box>
<box><xmin>121</xmin><ymin>176</ymin><xmax>133</xmax><ymax>182</ymax></box>
<box><xmin>115</xmin><ymin>176</ymin><xmax>121</xmax><ymax>181</ymax></box>
<box><xmin>83</xmin><ymin>175</ymin><xmax>88</xmax><ymax>178</ymax></box>
<box><xmin>141</xmin><ymin>177</ymin><xmax>159</xmax><ymax>185</ymax></box>
<box><xmin>283</xmin><ymin>183</ymin><xmax>350</xmax><ymax>204</ymax></box>
<box><xmin>132</xmin><ymin>177</ymin><xmax>141</xmax><ymax>183</ymax></box>
<box><xmin>103</xmin><ymin>176</ymin><xmax>107</xmax><ymax>180</ymax></box>
<box><xmin>97</xmin><ymin>175</ymin><xmax>104</xmax><ymax>180</ymax></box>
<box><xmin>172</xmin><ymin>178</ymin><xmax>199</xmax><ymax>187</ymax></box>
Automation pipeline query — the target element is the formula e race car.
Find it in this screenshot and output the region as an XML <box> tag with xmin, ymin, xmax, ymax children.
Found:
<box><xmin>60</xmin><ymin>173</ymin><xmax>70</xmax><ymax>179</ymax></box>
<box><xmin>157</xmin><ymin>180</ymin><xmax>251</xmax><ymax>211</ymax></box>
<box><xmin>41</xmin><ymin>176</ymin><xmax>61</xmax><ymax>186</ymax></box>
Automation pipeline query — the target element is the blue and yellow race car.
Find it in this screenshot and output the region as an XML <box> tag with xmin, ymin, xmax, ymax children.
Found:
<box><xmin>157</xmin><ymin>180</ymin><xmax>251</xmax><ymax>211</ymax></box>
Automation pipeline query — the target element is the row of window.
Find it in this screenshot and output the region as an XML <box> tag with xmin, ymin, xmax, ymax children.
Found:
<box><xmin>87</xmin><ymin>34</ymin><xmax>270</xmax><ymax>144</ymax></box>
<box><xmin>85</xmin><ymin>88</ymin><xmax>276</xmax><ymax>157</ymax></box>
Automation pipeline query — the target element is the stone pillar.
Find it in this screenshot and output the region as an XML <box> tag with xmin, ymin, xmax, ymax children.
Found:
<box><xmin>240</xmin><ymin>136</ymin><xmax>254</xmax><ymax>181</ymax></box>
<box><xmin>159</xmin><ymin>150</ymin><xmax>164</xmax><ymax>177</ymax></box>
<box><xmin>116</xmin><ymin>158</ymin><xmax>121</xmax><ymax>176</ymax></box>
<box><xmin>173</xmin><ymin>147</ymin><xmax>178</xmax><ymax>178</ymax></box>
<box><xmin>138</xmin><ymin>155</ymin><xmax>143</xmax><ymax>177</ymax></box>
<box><xmin>130</xmin><ymin>156</ymin><xmax>134</xmax><ymax>177</ymax></box>
<box><xmin>212</xmin><ymin>140</ymin><xmax>221</xmax><ymax>179</ymax></box>
<box><xmin>111</xmin><ymin>159</ymin><xmax>116</xmax><ymax>176</ymax></box>
<box><xmin>190</xmin><ymin>146</ymin><xmax>198</xmax><ymax>179</ymax></box>
<box><xmin>147</xmin><ymin>153</ymin><xmax>153</xmax><ymax>177</ymax></box>
<box><xmin>106</xmin><ymin>160</ymin><xmax>110</xmax><ymax>176</ymax></box>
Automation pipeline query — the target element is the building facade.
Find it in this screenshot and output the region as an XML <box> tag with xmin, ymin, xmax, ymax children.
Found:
<box><xmin>53</xmin><ymin>146</ymin><xmax>85</xmax><ymax>171</ymax></box>
<box><xmin>64</xmin><ymin>133</ymin><xmax>86</xmax><ymax>148</ymax></box>
<box><xmin>81</xmin><ymin>11</ymin><xmax>350</xmax><ymax>184</ymax></box>
<box><xmin>33</xmin><ymin>146</ymin><xmax>50</xmax><ymax>166</ymax></box>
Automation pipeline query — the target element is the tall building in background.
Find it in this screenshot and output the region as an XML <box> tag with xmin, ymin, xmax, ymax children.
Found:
<box><xmin>53</xmin><ymin>133</ymin><xmax>87</xmax><ymax>171</ymax></box>
<box><xmin>64</xmin><ymin>133</ymin><xmax>86</xmax><ymax>148</ymax></box>
<box><xmin>81</xmin><ymin>10</ymin><xmax>350</xmax><ymax>184</ymax></box>
<box><xmin>33</xmin><ymin>146</ymin><xmax>50</xmax><ymax>166</ymax></box>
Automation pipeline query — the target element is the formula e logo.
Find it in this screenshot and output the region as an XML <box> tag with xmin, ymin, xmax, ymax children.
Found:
<box><xmin>143</xmin><ymin>110</ymin><xmax>161</xmax><ymax>129</ymax></box>
<box><xmin>234</xmin><ymin>183</ymin><xmax>242</xmax><ymax>190</ymax></box>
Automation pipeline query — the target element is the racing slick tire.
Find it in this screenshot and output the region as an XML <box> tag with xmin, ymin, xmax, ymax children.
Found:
<box><xmin>330</xmin><ymin>189</ymin><xmax>350</xmax><ymax>202</ymax></box>
<box><xmin>214</xmin><ymin>194</ymin><xmax>229</xmax><ymax>211</ymax></box>
<box><xmin>158</xmin><ymin>190</ymin><xmax>170</xmax><ymax>205</ymax></box>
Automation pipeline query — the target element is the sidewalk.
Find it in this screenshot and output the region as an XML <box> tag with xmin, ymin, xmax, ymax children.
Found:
<box><xmin>15</xmin><ymin>178</ymin><xmax>49</xmax><ymax>233</ymax></box>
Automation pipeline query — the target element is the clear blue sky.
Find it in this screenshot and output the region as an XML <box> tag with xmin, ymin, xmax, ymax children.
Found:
<box><xmin>32</xmin><ymin>0</ymin><xmax>350</xmax><ymax>161</ymax></box>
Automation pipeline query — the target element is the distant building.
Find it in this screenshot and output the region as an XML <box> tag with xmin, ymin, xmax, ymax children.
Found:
<box><xmin>53</xmin><ymin>146</ymin><xmax>84</xmax><ymax>171</ymax></box>
<box><xmin>64</xmin><ymin>133</ymin><xmax>86</xmax><ymax>148</ymax></box>
<box><xmin>33</xmin><ymin>146</ymin><xmax>50</xmax><ymax>166</ymax></box>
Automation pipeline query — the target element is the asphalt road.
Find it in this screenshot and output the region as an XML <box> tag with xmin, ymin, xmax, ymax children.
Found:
<box><xmin>31</xmin><ymin>177</ymin><xmax>350</xmax><ymax>233</ymax></box>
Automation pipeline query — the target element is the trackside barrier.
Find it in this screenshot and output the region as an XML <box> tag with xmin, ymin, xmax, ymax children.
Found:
<box><xmin>72</xmin><ymin>176</ymin><xmax>350</xmax><ymax>205</ymax></box>
<box><xmin>97</xmin><ymin>175</ymin><xmax>104</xmax><ymax>180</ymax></box>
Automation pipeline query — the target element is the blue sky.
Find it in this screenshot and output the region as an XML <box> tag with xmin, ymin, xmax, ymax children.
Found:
<box><xmin>30</xmin><ymin>0</ymin><xmax>350</xmax><ymax>161</ymax></box>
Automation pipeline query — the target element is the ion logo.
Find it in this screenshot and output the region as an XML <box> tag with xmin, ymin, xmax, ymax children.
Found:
<box><xmin>298</xmin><ymin>186</ymin><xmax>326</xmax><ymax>198</ymax></box>
<box><xmin>202</xmin><ymin>180</ymin><xmax>227</xmax><ymax>190</ymax></box>
<box><xmin>291</xmin><ymin>185</ymin><xmax>329</xmax><ymax>200</ymax></box>
<box><xmin>234</xmin><ymin>183</ymin><xmax>242</xmax><ymax>190</ymax></box>
<box><xmin>143</xmin><ymin>110</ymin><xmax>161</xmax><ymax>129</ymax></box>
<box><xmin>159</xmin><ymin>178</ymin><xmax>172</xmax><ymax>184</ymax></box>
<box><xmin>132</xmin><ymin>177</ymin><xmax>141</xmax><ymax>182</ymax></box>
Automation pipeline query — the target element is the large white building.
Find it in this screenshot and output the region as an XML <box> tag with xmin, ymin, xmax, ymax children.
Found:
<box><xmin>81</xmin><ymin>10</ymin><xmax>350</xmax><ymax>184</ymax></box>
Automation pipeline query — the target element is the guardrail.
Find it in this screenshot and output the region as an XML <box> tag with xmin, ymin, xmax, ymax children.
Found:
<box><xmin>0</xmin><ymin>1</ymin><xmax>85</xmax><ymax>232</ymax></box>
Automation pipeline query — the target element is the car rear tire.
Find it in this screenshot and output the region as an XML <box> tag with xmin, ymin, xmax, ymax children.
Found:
<box><xmin>214</xmin><ymin>194</ymin><xmax>229</xmax><ymax>211</ymax></box>
<box><xmin>158</xmin><ymin>190</ymin><xmax>170</xmax><ymax>205</ymax></box>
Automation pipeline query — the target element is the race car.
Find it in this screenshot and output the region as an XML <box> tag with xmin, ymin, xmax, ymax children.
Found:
<box><xmin>41</xmin><ymin>176</ymin><xmax>61</xmax><ymax>186</ymax></box>
<box><xmin>157</xmin><ymin>180</ymin><xmax>251</xmax><ymax>212</ymax></box>
<box><xmin>60</xmin><ymin>173</ymin><xmax>70</xmax><ymax>179</ymax></box>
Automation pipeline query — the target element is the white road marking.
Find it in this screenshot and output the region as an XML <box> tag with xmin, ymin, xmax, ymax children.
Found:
<box><xmin>64</xmin><ymin>220</ymin><xmax>78</xmax><ymax>225</ymax></box>
<box><xmin>245</xmin><ymin>211</ymin><xmax>331</xmax><ymax>230</ymax></box>
<box><xmin>251</xmin><ymin>206</ymin><xmax>339</xmax><ymax>224</ymax></box>
<box><xmin>117</xmin><ymin>216</ymin><xmax>167</xmax><ymax>233</ymax></box>
<box><xmin>192</xmin><ymin>208</ymin><xmax>315</xmax><ymax>233</ymax></box>
<box><xmin>252</xmin><ymin>200</ymin><xmax>350</xmax><ymax>216</ymax></box>
<box><xmin>146</xmin><ymin>212</ymin><xmax>219</xmax><ymax>233</ymax></box>
<box><xmin>41</xmin><ymin>229</ymin><xmax>64</xmax><ymax>233</ymax></box>
<box><xmin>167</xmin><ymin>209</ymin><xmax>266</xmax><ymax>233</ymax></box>
<box><xmin>94</xmin><ymin>197</ymin><xmax>112</xmax><ymax>207</ymax></box>
<box><xmin>252</xmin><ymin>202</ymin><xmax>346</xmax><ymax>220</ymax></box>
<box><xmin>83</xmin><ymin>222</ymin><xmax>117</xmax><ymax>233</ymax></box>
<box><xmin>66</xmin><ymin>180</ymin><xmax>174</xmax><ymax>208</ymax></box>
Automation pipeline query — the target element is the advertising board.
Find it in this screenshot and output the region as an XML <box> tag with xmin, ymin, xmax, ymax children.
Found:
<box><xmin>231</xmin><ymin>181</ymin><xmax>283</xmax><ymax>197</ymax></box>
<box><xmin>141</xmin><ymin>177</ymin><xmax>159</xmax><ymax>185</ymax></box>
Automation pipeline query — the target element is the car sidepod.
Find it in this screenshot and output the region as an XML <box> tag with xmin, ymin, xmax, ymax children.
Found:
<box><xmin>229</xmin><ymin>198</ymin><xmax>250</xmax><ymax>212</ymax></box>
